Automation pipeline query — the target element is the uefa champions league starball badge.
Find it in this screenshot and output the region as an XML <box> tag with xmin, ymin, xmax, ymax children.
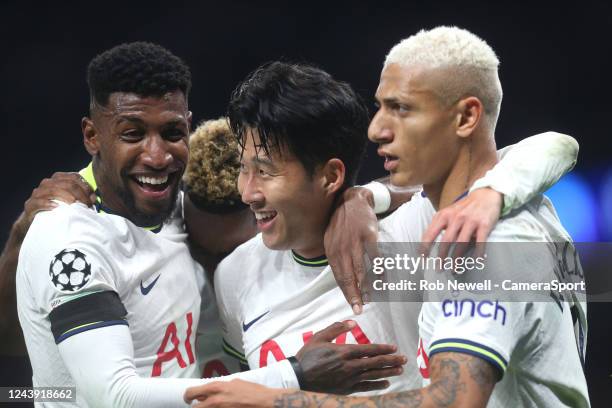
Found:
<box><xmin>49</xmin><ymin>248</ymin><xmax>92</xmax><ymax>292</ymax></box>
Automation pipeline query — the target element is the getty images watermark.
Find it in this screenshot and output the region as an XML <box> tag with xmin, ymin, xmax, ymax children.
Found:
<box><xmin>371</xmin><ymin>252</ymin><xmax>585</xmax><ymax>293</ymax></box>
<box><xmin>363</xmin><ymin>242</ymin><xmax>606</xmax><ymax>302</ymax></box>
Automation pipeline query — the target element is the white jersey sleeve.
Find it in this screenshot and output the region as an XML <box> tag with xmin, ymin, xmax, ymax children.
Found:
<box><xmin>470</xmin><ymin>131</ymin><xmax>578</xmax><ymax>215</ymax></box>
<box><xmin>59</xmin><ymin>324</ymin><xmax>299</xmax><ymax>408</ymax></box>
<box><xmin>420</xmin><ymin>298</ymin><xmax>519</xmax><ymax>377</ymax></box>
<box><xmin>419</xmin><ymin>201</ymin><xmax>589</xmax><ymax>407</ymax></box>
<box><xmin>422</xmin><ymin>208</ymin><xmax>567</xmax><ymax>377</ymax></box>
<box><xmin>18</xmin><ymin>202</ymin><xmax>129</xmax><ymax>345</ymax></box>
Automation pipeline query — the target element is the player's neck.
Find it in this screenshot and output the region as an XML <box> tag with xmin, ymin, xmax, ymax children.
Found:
<box><xmin>424</xmin><ymin>135</ymin><xmax>498</xmax><ymax>210</ymax></box>
<box><xmin>292</xmin><ymin>237</ymin><xmax>326</xmax><ymax>260</ymax></box>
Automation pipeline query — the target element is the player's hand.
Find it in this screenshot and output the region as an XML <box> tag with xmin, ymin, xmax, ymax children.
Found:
<box><xmin>324</xmin><ymin>187</ymin><xmax>378</xmax><ymax>315</ymax></box>
<box><xmin>185</xmin><ymin>380</ymin><xmax>279</xmax><ymax>407</ymax></box>
<box><xmin>21</xmin><ymin>172</ymin><xmax>96</xmax><ymax>230</ymax></box>
<box><xmin>422</xmin><ymin>187</ymin><xmax>503</xmax><ymax>259</ymax></box>
<box><xmin>295</xmin><ymin>320</ymin><xmax>406</xmax><ymax>394</ymax></box>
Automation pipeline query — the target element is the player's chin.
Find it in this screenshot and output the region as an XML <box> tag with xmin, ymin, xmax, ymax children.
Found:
<box><xmin>261</xmin><ymin>232</ymin><xmax>287</xmax><ymax>251</ymax></box>
<box><xmin>134</xmin><ymin>193</ymin><xmax>178</xmax><ymax>225</ymax></box>
<box><xmin>390</xmin><ymin>170</ymin><xmax>415</xmax><ymax>188</ymax></box>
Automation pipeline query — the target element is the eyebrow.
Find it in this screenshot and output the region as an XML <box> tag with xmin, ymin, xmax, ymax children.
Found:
<box><xmin>253</xmin><ymin>155</ymin><xmax>277</xmax><ymax>170</ymax></box>
<box><xmin>115</xmin><ymin>116</ymin><xmax>146</xmax><ymax>125</ymax></box>
<box><xmin>380</xmin><ymin>96</ymin><xmax>403</xmax><ymax>105</ymax></box>
<box><xmin>114</xmin><ymin>116</ymin><xmax>187</xmax><ymax>128</ymax></box>
<box><xmin>160</xmin><ymin>119</ymin><xmax>187</xmax><ymax>129</ymax></box>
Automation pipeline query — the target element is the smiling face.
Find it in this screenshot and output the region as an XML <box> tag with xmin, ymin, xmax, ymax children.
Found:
<box><xmin>82</xmin><ymin>91</ymin><xmax>191</xmax><ymax>226</ymax></box>
<box><xmin>369</xmin><ymin>63</ymin><xmax>460</xmax><ymax>188</ymax></box>
<box><xmin>237</xmin><ymin>130</ymin><xmax>337</xmax><ymax>258</ymax></box>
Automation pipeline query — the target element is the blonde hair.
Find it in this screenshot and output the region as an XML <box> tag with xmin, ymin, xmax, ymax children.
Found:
<box><xmin>385</xmin><ymin>26</ymin><xmax>503</xmax><ymax>122</ymax></box>
<box><xmin>183</xmin><ymin>118</ymin><xmax>242</xmax><ymax>207</ymax></box>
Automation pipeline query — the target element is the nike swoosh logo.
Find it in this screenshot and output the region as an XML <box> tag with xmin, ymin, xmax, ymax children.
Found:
<box><xmin>242</xmin><ymin>311</ymin><xmax>269</xmax><ymax>332</ymax></box>
<box><xmin>140</xmin><ymin>274</ymin><xmax>161</xmax><ymax>295</ymax></box>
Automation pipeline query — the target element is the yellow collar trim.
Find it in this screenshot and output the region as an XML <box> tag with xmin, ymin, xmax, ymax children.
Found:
<box><xmin>78</xmin><ymin>162</ymin><xmax>162</xmax><ymax>233</ymax></box>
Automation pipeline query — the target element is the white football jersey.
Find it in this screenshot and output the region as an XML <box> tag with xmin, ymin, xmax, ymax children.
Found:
<box><xmin>382</xmin><ymin>192</ymin><xmax>589</xmax><ymax>407</ymax></box>
<box><xmin>16</xmin><ymin>165</ymin><xmax>203</xmax><ymax>400</ymax></box>
<box><xmin>215</xmin><ymin>232</ymin><xmax>423</xmax><ymax>394</ymax></box>
<box><xmin>196</xmin><ymin>273</ymin><xmax>242</xmax><ymax>378</ymax></box>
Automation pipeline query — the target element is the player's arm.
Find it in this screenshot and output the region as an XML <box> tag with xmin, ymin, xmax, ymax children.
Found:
<box><xmin>422</xmin><ymin>131</ymin><xmax>579</xmax><ymax>250</ymax></box>
<box><xmin>0</xmin><ymin>172</ymin><xmax>94</xmax><ymax>354</ymax></box>
<box><xmin>326</xmin><ymin>131</ymin><xmax>579</xmax><ymax>311</ymax></box>
<box><xmin>57</xmin><ymin>310</ymin><xmax>404</xmax><ymax>407</ymax></box>
<box><xmin>0</xmin><ymin>213</ymin><xmax>29</xmax><ymax>354</ymax></box>
<box><xmin>184</xmin><ymin>352</ymin><xmax>496</xmax><ymax>408</ymax></box>
<box><xmin>57</xmin><ymin>317</ymin><xmax>304</xmax><ymax>407</ymax></box>
<box><xmin>323</xmin><ymin>178</ymin><xmax>420</xmax><ymax>314</ymax></box>
<box><xmin>214</xmin><ymin>260</ymin><xmax>406</xmax><ymax>394</ymax></box>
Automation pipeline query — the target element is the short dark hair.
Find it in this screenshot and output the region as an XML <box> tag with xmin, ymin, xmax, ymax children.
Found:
<box><xmin>87</xmin><ymin>41</ymin><xmax>191</xmax><ymax>108</ymax></box>
<box><xmin>228</xmin><ymin>61</ymin><xmax>369</xmax><ymax>187</ymax></box>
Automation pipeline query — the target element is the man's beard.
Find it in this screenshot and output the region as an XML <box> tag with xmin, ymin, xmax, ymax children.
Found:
<box><xmin>116</xmin><ymin>179</ymin><xmax>180</xmax><ymax>227</ymax></box>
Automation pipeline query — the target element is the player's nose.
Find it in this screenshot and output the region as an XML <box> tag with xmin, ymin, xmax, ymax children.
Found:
<box><xmin>368</xmin><ymin>110</ymin><xmax>394</xmax><ymax>144</ymax></box>
<box><xmin>142</xmin><ymin>134</ymin><xmax>173</xmax><ymax>169</ymax></box>
<box><xmin>239</xmin><ymin>172</ymin><xmax>264</xmax><ymax>207</ymax></box>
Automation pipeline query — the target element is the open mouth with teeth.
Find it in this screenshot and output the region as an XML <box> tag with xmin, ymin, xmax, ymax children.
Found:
<box><xmin>254</xmin><ymin>210</ymin><xmax>278</xmax><ymax>230</ymax></box>
<box><xmin>133</xmin><ymin>173</ymin><xmax>174</xmax><ymax>193</ymax></box>
<box><xmin>383</xmin><ymin>154</ymin><xmax>399</xmax><ymax>171</ymax></box>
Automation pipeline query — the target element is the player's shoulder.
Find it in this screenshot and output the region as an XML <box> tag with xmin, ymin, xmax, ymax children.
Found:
<box><xmin>25</xmin><ymin>202</ymin><xmax>101</xmax><ymax>246</ymax></box>
<box><xmin>488</xmin><ymin>194</ymin><xmax>570</xmax><ymax>243</ymax></box>
<box><xmin>219</xmin><ymin>233</ymin><xmax>268</xmax><ymax>267</ymax></box>
<box><xmin>379</xmin><ymin>191</ymin><xmax>434</xmax><ymax>241</ymax></box>
<box><xmin>20</xmin><ymin>202</ymin><xmax>134</xmax><ymax>276</ymax></box>
<box><xmin>18</xmin><ymin>203</ymin><xmax>123</xmax><ymax>305</ymax></box>
<box><xmin>214</xmin><ymin>233</ymin><xmax>268</xmax><ymax>287</ymax></box>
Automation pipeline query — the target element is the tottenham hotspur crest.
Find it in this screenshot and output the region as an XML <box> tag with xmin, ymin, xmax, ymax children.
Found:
<box><xmin>49</xmin><ymin>248</ymin><xmax>92</xmax><ymax>292</ymax></box>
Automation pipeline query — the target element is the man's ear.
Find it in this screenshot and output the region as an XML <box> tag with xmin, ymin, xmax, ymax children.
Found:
<box><xmin>455</xmin><ymin>96</ymin><xmax>483</xmax><ymax>138</ymax></box>
<box><xmin>82</xmin><ymin>117</ymin><xmax>99</xmax><ymax>156</ymax></box>
<box><xmin>187</xmin><ymin>111</ymin><xmax>193</xmax><ymax>131</ymax></box>
<box><xmin>321</xmin><ymin>158</ymin><xmax>346</xmax><ymax>196</ymax></box>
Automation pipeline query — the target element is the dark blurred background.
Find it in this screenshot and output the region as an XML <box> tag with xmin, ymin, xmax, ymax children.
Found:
<box><xmin>1</xmin><ymin>1</ymin><xmax>610</xmax><ymax>406</ymax></box>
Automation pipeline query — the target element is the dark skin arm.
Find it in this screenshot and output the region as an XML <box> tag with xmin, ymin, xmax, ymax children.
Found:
<box><xmin>184</xmin><ymin>352</ymin><xmax>497</xmax><ymax>408</ymax></box>
<box><xmin>0</xmin><ymin>173</ymin><xmax>94</xmax><ymax>354</ymax></box>
<box><xmin>0</xmin><ymin>214</ymin><xmax>28</xmax><ymax>355</ymax></box>
<box><xmin>325</xmin><ymin>183</ymin><xmax>502</xmax><ymax>314</ymax></box>
<box><xmin>184</xmin><ymin>321</ymin><xmax>407</xmax><ymax>405</ymax></box>
<box><xmin>324</xmin><ymin>178</ymin><xmax>420</xmax><ymax>314</ymax></box>
<box><xmin>293</xmin><ymin>321</ymin><xmax>406</xmax><ymax>394</ymax></box>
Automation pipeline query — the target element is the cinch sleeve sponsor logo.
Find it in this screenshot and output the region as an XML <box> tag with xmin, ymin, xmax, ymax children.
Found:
<box><xmin>441</xmin><ymin>299</ymin><xmax>507</xmax><ymax>326</ymax></box>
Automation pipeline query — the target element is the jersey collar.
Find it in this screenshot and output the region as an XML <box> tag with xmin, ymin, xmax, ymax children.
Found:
<box><xmin>79</xmin><ymin>162</ymin><xmax>163</xmax><ymax>233</ymax></box>
<box><xmin>291</xmin><ymin>250</ymin><xmax>329</xmax><ymax>267</ymax></box>
<box><xmin>420</xmin><ymin>190</ymin><xmax>469</xmax><ymax>202</ymax></box>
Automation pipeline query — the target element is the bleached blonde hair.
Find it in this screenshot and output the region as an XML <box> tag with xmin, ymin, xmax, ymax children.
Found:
<box><xmin>385</xmin><ymin>26</ymin><xmax>503</xmax><ymax>125</ymax></box>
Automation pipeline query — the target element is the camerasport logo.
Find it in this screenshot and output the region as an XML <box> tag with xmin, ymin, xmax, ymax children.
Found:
<box><xmin>49</xmin><ymin>248</ymin><xmax>92</xmax><ymax>292</ymax></box>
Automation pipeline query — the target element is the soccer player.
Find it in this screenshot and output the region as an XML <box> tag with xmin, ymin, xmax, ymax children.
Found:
<box><xmin>184</xmin><ymin>58</ymin><xmax>582</xmax><ymax>405</ymax></box>
<box><xmin>182</xmin><ymin>117</ymin><xmax>258</xmax><ymax>275</ymax></box>
<box><xmin>13</xmin><ymin>42</ymin><xmax>407</xmax><ymax>407</ymax></box>
<box><xmin>184</xmin><ymin>117</ymin><xmax>258</xmax><ymax>378</ymax></box>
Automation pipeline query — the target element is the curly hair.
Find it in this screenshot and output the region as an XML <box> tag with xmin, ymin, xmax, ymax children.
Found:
<box><xmin>87</xmin><ymin>41</ymin><xmax>191</xmax><ymax>108</ymax></box>
<box><xmin>183</xmin><ymin>118</ymin><xmax>244</xmax><ymax>212</ymax></box>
